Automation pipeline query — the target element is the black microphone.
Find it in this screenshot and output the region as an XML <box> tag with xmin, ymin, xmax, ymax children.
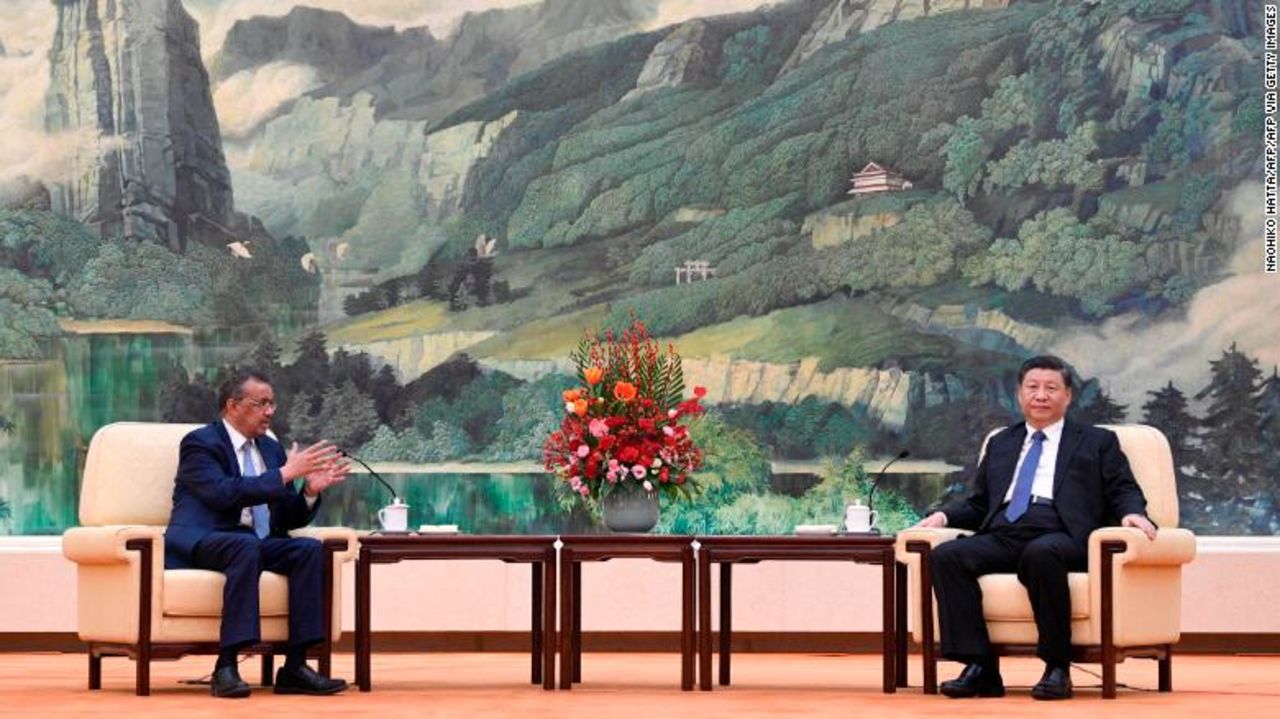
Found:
<box><xmin>867</xmin><ymin>449</ymin><xmax>910</xmax><ymax>514</ymax></box>
<box><xmin>338</xmin><ymin>449</ymin><xmax>399</xmax><ymax>502</ymax></box>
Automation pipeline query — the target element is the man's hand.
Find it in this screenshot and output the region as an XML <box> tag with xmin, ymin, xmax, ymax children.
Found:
<box><xmin>912</xmin><ymin>511</ymin><xmax>948</xmax><ymax>529</ymax></box>
<box><xmin>281</xmin><ymin>440</ymin><xmax>338</xmax><ymax>482</ymax></box>
<box><xmin>1121</xmin><ymin>513</ymin><xmax>1157</xmax><ymax>540</ymax></box>
<box><xmin>303</xmin><ymin>459</ymin><xmax>350</xmax><ymax>497</ymax></box>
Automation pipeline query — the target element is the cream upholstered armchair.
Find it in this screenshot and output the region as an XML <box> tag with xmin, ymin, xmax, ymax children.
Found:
<box><xmin>61</xmin><ymin>422</ymin><xmax>358</xmax><ymax>695</ymax></box>
<box><xmin>895</xmin><ymin>424</ymin><xmax>1196</xmax><ymax>699</ymax></box>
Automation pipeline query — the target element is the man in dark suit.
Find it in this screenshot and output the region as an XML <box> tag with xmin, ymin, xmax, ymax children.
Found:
<box><xmin>913</xmin><ymin>355</ymin><xmax>1157</xmax><ymax>700</ymax></box>
<box><xmin>166</xmin><ymin>368</ymin><xmax>350</xmax><ymax>698</ymax></box>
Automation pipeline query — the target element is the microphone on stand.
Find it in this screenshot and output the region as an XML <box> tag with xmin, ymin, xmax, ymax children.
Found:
<box><xmin>867</xmin><ymin>449</ymin><xmax>910</xmax><ymax>514</ymax></box>
<box><xmin>338</xmin><ymin>448</ymin><xmax>399</xmax><ymax>502</ymax></box>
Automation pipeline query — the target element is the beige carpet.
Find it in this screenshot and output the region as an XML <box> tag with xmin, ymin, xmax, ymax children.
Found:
<box><xmin>0</xmin><ymin>652</ymin><xmax>1275</xmax><ymax>718</ymax></box>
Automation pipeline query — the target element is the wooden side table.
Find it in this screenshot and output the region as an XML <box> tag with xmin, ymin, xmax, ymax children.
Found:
<box><xmin>696</xmin><ymin>535</ymin><xmax>899</xmax><ymax>692</ymax></box>
<box><xmin>558</xmin><ymin>535</ymin><xmax>696</xmax><ymax>690</ymax></box>
<box><xmin>355</xmin><ymin>534</ymin><xmax>558</xmax><ymax>691</ymax></box>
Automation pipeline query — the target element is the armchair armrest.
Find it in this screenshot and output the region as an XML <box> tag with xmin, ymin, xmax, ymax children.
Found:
<box><xmin>62</xmin><ymin>526</ymin><xmax>165</xmax><ymax>565</ymax></box>
<box><xmin>289</xmin><ymin>526</ymin><xmax>359</xmax><ymax>563</ymax></box>
<box><xmin>894</xmin><ymin>527</ymin><xmax>971</xmax><ymax>561</ymax></box>
<box><xmin>1088</xmin><ymin>527</ymin><xmax>1197</xmax><ymax>568</ymax></box>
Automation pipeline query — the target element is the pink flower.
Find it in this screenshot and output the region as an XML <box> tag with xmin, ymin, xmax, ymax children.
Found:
<box><xmin>663</xmin><ymin>425</ymin><xmax>675</xmax><ymax>437</ymax></box>
<box><xmin>668</xmin><ymin>409</ymin><xmax>678</xmax><ymax>419</ymax></box>
<box><xmin>578</xmin><ymin>485</ymin><xmax>590</xmax><ymax>496</ymax></box>
<box><xmin>589</xmin><ymin>418</ymin><xmax>610</xmax><ymax>438</ymax></box>
<box><xmin>576</xmin><ymin>444</ymin><xmax>590</xmax><ymax>458</ymax></box>
<box><xmin>642</xmin><ymin>480</ymin><xmax>654</xmax><ymax>492</ymax></box>
<box><xmin>631</xmin><ymin>464</ymin><xmax>646</xmax><ymax>479</ymax></box>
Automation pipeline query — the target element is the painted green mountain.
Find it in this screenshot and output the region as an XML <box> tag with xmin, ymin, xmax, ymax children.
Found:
<box><xmin>337</xmin><ymin>0</ymin><xmax>1256</xmax><ymax>349</ymax></box>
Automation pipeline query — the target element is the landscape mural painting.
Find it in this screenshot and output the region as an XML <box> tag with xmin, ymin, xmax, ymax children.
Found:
<box><xmin>0</xmin><ymin>0</ymin><xmax>1274</xmax><ymax>536</ymax></box>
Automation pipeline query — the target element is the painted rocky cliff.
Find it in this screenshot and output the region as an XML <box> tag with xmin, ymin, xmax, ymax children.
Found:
<box><xmin>45</xmin><ymin>0</ymin><xmax>233</xmax><ymax>251</ymax></box>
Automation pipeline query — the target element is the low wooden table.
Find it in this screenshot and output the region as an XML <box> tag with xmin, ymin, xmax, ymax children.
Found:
<box><xmin>355</xmin><ymin>534</ymin><xmax>558</xmax><ymax>691</ymax></box>
<box><xmin>558</xmin><ymin>535</ymin><xmax>696</xmax><ymax>690</ymax></box>
<box><xmin>696</xmin><ymin>534</ymin><xmax>900</xmax><ymax>692</ymax></box>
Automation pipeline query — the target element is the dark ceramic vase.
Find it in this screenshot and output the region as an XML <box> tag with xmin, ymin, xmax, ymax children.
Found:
<box><xmin>600</xmin><ymin>489</ymin><xmax>659</xmax><ymax>532</ymax></box>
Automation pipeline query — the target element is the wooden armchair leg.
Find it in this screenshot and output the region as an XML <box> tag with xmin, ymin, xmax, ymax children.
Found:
<box><xmin>135</xmin><ymin>646</ymin><xmax>151</xmax><ymax>696</ymax></box>
<box><xmin>1102</xmin><ymin>656</ymin><xmax>1116</xmax><ymax>699</ymax></box>
<box><xmin>320</xmin><ymin>538</ymin><xmax>342</xmax><ymax>680</ymax></box>
<box><xmin>261</xmin><ymin>652</ymin><xmax>275</xmax><ymax>686</ymax></box>
<box><xmin>125</xmin><ymin>538</ymin><xmax>155</xmax><ymax>696</ymax></box>
<box><xmin>906</xmin><ymin>541</ymin><xmax>938</xmax><ymax>694</ymax></box>
<box><xmin>1158</xmin><ymin>647</ymin><xmax>1172</xmax><ymax>692</ymax></box>
<box><xmin>88</xmin><ymin>651</ymin><xmax>101</xmax><ymax>690</ymax></box>
<box><xmin>1100</xmin><ymin>539</ymin><xmax>1125</xmax><ymax>700</ymax></box>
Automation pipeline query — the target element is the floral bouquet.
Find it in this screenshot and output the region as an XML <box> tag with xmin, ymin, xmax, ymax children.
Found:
<box><xmin>543</xmin><ymin>320</ymin><xmax>707</xmax><ymax>503</ymax></box>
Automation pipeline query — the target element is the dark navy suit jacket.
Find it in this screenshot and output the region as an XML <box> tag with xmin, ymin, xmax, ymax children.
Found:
<box><xmin>940</xmin><ymin>420</ymin><xmax>1149</xmax><ymax>544</ymax></box>
<box><xmin>165</xmin><ymin>421</ymin><xmax>320</xmax><ymax>569</ymax></box>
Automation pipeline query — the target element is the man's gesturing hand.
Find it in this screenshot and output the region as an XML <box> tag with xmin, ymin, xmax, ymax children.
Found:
<box><xmin>304</xmin><ymin>459</ymin><xmax>351</xmax><ymax>497</ymax></box>
<box><xmin>1121</xmin><ymin>513</ymin><xmax>1157</xmax><ymax>540</ymax></box>
<box><xmin>281</xmin><ymin>440</ymin><xmax>338</xmax><ymax>482</ymax></box>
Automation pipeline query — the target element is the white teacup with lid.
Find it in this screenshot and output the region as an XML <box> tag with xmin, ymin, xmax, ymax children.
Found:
<box><xmin>844</xmin><ymin>501</ymin><xmax>878</xmax><ymax>533</ymax></box>
<box><xmin>377</xmin><ymin>498</ymin><xmax>410</xmax><ymax>532</ymax></box>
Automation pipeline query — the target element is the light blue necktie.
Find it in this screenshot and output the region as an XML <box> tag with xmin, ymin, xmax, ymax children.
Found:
<box><xmin>1004</xmin><ymin>430</ymin><xmax>1047</xmax><ymax>522</ymax></box>
<box><xmin>243</xmin><ymin>442</ymin><xmax>270</xmax><ymax>539</ymax></box>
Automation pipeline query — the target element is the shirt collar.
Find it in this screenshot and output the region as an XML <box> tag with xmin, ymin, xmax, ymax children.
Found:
<box><xmin>222</xmin><ymin>419</ymin><xmax>252</xmax><ymax>454</ymax></box>
<box><xmin>1026</xmin><ymin>418</ymin><xmax>1065</xmax><ymax>444</ymax></box>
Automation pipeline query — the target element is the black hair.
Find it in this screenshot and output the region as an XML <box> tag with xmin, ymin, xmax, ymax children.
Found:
<box><xmin>217</xmin><ymin>368</ymin><xmax>273</xmax><ymax>412</ymax></box>
<box><xmin>1017</xmin><ymin>355</ymin><xmax>1074</xmax><ymax>389</ymax></box>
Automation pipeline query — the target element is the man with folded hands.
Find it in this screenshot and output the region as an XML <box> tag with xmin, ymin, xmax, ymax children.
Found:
<box><xmin>912</xmin><ymin>355</ymin><xmax>1157</xmax><ymax>700</ymax></box>
<box><xmin>165</xmin><ymin>368</ymin><xmax>350</xmax><ymax>698</ymax></box>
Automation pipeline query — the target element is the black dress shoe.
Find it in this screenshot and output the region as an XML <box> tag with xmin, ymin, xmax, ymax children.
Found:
<box><xmin>1031</xmin><ymin>665</ymin><xmax>1073</xmax><ymax>700</ymax></box>
<box><xmin>273</xmin><ymin>663</ymin><xmax>349</xmax><ymax>695</ymax></box>
<box><xmin>940</xmin><ymin>662</ymin><xmax>1005</xmax><ymax>698</ymax></box>
<box><xmin>210</xmin><ymin>666</ymin><xmax>251</xmax><ymax>698</ymax></box>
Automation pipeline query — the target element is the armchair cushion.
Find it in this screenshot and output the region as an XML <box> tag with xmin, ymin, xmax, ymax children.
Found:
<box><xmin>78</xmin><ymin>423</ymin><xmax>201</xmax><ymax>526</ymax></box>
<box><xmin>163</xmin><ymin>570</ymin><xmax>290</xmax><ymax>617</ymax></box>
<box><xmin>981</xmin><ymin>573</ymin><xmax>1090</xmax><ymax>621</ymax></box>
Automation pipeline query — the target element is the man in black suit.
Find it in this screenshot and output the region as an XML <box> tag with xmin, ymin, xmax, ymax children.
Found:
<box><xmin>913</xmin><ymin>355</ymin><xmax>1157</xmax><ymax>700</ymax></box>
<box><xmin>166</xmin><ymin>369</ymin><xmax>350</xmax><ymax>698</ymax></box>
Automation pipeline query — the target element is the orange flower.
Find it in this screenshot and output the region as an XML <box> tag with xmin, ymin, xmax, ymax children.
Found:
<box><xmin>563</xmin><ymin>388</ymin><xmax>582</xmax><ymax>403</ymax></box>
<box><xmin>583</xmin><ymin>367</ymin><xmax>604</xmax><ymax>385</ymax></box>
<box><xmin>613</xmin><ymin>381</ymin><xmax>637</xmax><ymax>402</ymax></box>
<box><xmin>572</xmin><ymin>398</ymin><xmax>589</xmax><ymax>416</ymax></box>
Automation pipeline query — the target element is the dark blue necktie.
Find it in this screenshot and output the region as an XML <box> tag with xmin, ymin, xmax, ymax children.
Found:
<box><xmin>1005</xmin><ymin>430</ymin><xmax>1047</xmax><ymax>522</ymax></box>
<box><xmin>243</xmin><ymin>442</ymin><xmax>270</xmax><ymax>539</ymax></box>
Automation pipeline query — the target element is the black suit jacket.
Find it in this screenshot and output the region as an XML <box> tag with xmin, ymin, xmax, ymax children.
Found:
<box><xmin>940</xmin><ymin>420</ymin><xmax>1148</xmax><ymax>544</ymax></box>
<box><xmin>165</xmin><ymin>421</ymin><xmax>320</xmax><ymax>569</ymax></box>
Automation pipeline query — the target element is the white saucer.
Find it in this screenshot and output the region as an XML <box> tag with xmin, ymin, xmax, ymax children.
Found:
<box><xmin>794</xmin><ymin>524</ymin><xmax>838</xmax><ymax>535</ymax></box>
<box><xmin>418</xmin><ymin>524</ymin><xmax>460</xmax><ymax>534</ymax></box>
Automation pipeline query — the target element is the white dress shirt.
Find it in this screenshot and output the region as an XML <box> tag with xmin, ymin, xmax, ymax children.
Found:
<box><xmin>1002</xmin><ymin>418</ymin><xmax>1065</xmax><ymax>503</ymax></box>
